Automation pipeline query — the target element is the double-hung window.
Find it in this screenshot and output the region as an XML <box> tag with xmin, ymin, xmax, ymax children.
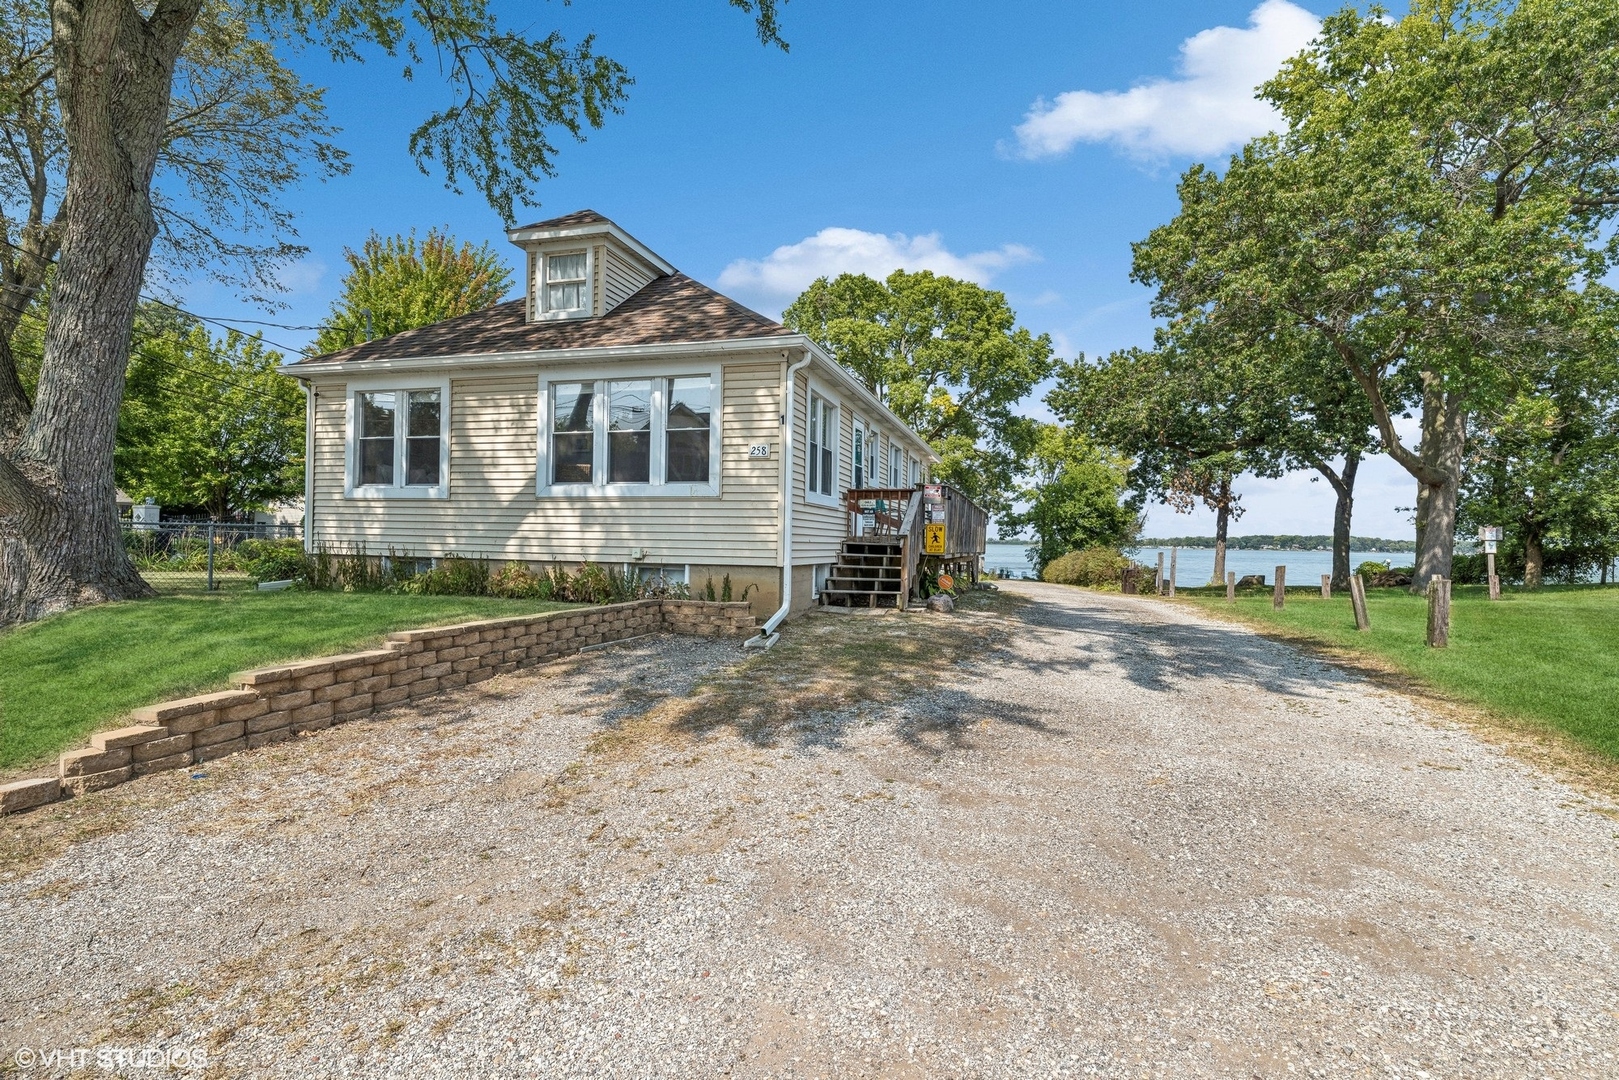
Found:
<box><xmin>540</xmin><ymin>250</ymin><xmax>591</xmax><ymax>317</ymax></box>
<box><xmin>540</xmin><ymin>373</ymin><xmax>717</xmax><ymax>495</ymax></box>
<box><xmin>890</xmin><ymin>443</ymin><xmax>902</xmax><ymax>489</ymax></box>
<box><xmin>347</xmin><ymin>382</ymin><xmax>449</xmax><ymax>498</ymax></box>
<box><xmin>806</xmin><ymin>391</ymin><xmax>837</xmax><ymax>503</ymax></box>
<box><xmin>852</xmin><ymin>422</ymin><xmax>865</xmax><ymax>488</ymax></box>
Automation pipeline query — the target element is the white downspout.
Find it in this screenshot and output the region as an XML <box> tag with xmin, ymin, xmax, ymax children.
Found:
<box><xmin>746</xmin><ymin>350</ymin><xmax>813</xmax><ymax>649</ymax></box>
<box><xmin>302</xmin><ymin>382</ymin><xmax>314</xmax><ymax>553</ymax></box>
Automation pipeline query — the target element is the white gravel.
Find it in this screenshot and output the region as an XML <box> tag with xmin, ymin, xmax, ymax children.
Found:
<box><xmin>2</xmin><ymin>581</ymin><xmax>1617</xmax><ymax>1078</ymax></box>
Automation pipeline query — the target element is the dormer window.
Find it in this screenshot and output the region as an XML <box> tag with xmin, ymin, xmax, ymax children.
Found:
<box><xmin>541</xmin><ymin>250</ymin><xmax>591</xmax><ymax>317</ymax></box>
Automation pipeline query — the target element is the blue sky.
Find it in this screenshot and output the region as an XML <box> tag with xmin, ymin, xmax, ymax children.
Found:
<box><xmin>196</xmin><ymin>0</ymin><xmax>1418</xmax><ymax>541</ymax></box>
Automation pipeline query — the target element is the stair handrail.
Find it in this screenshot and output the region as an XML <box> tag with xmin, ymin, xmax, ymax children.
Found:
<box><xmin>897</xmin><ymin>490</ymin><xmax>923</xmax><ymax>609</ymax></box>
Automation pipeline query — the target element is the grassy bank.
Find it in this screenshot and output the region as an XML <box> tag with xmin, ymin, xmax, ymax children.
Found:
<box><xmin>1181</xmin><ymin>584</ymin><xmax>1619</xmax><ymax>760</ymax></box>
<box><xmin>0</xmin><ymin>591</ymin><xmax>576</xmax><ymax>770</ymax></box>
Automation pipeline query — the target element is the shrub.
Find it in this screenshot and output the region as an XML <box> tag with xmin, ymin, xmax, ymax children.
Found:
<box><xmin>399</xmin><ymin>555</ymin><xmax>491</xmax><ymax>596</ymax></box>
<box><xmin>1355</xmin><ymin>560</ymin><xmax>1391</xmax><ymax>580</ymax></box>
<box><xmin>567</xmin><ymin>562</ymin><xmax>615</xmax><ymax>604</ymax></box>
<box><xmin>488</xmin><ymin>562</ymin><xmax>554</xmax><ymax>600</ymax></box>
<box><xmin>237</xmin><ymin>538</ymin><xmax>309</xmax><ymax>584</ymax></box>
<box><xmin>1042</xmin><ymin>546</ymin><xmax>1137</xmax><ymax>589</ymax></box>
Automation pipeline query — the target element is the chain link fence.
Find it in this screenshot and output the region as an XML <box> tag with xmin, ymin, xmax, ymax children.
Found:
<box><xmin>123</xmin><ymin>521</ymin><xmax>303</xmax><ymax>594</ymax></box>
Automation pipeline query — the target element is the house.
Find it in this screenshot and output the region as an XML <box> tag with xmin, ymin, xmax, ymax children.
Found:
<box><xmin>284</xmin><ymin>210</ymin><xmax>958</xmax><ymax>627</ymax></box>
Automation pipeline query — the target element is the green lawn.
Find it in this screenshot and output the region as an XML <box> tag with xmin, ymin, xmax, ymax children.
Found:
<box><xmin>1181</xmin><ymin>584</ymin><xmax>1619</xmax><ymax>760</ymax></box>
<box><xmin>0</xmin><ymin>591</ymin><xmax>576</xmax><ymax>770</ymax></box>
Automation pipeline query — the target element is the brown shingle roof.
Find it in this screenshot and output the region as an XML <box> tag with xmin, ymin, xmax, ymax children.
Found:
<box><xmin>512</xmin><ymin>208</ymin><xmax>610</xmax><ymax>231</ymax></box>
<box><xmin>296</xmin><ymin>272</ymin><xmax>790</xmax><ymax>366</ymax></box>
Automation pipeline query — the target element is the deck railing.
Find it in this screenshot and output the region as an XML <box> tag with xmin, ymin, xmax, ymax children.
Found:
<box><xmin>848</xmin><ymin>482</ymin><xmax>984</xmax><ymax>563</ymax></box>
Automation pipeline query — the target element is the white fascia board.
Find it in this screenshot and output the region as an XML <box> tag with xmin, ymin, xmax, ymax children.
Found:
<box><xmin>505</xmin><ymin>222</ymin><xmax>676</xmax><ymax>276</ymax></box>
<box><xmin>279</xmin><ymin>335</ymin><xmax>802</xmax><ymax>380</ymax></box>
<box><xmin>793</xmin><ymin>337</ymin><xmax>941</xmax><ymax>465</ymax></box>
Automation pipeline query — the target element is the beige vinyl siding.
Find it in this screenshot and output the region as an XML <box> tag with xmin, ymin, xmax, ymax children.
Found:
<box><xmin>307</xmin><ymin>360</ymin><xmax>784</xmax><ymax>567</ymax></box>
<box><xmin>790</xmin><ymin>368</ymin><xmax>851</xmax><ymax>565</ymax></box>
<box><xmin>601</xmin><ymin>239</ymin><xmax>660</xmax><ymax>313</ymax></box>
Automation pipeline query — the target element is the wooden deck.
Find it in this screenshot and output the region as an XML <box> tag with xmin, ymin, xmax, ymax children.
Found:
<box><xmin>821</xmin><ymin>484</ymin><xmax>989</xmax><ymax>609</ymax></box>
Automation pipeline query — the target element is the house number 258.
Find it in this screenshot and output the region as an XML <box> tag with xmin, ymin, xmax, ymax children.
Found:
<box><xmin>749</xmin><ymin>443</ymin><xmax>770</xmax><ymax>459</ymax></box>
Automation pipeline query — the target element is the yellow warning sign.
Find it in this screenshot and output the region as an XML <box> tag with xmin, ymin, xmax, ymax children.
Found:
<box><xmin>923</xmin><ymin>523</ymin><xmax>947</xmax><ymax>554</ymax></box>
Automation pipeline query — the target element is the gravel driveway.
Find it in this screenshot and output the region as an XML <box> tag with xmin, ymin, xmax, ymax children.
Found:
<box><xmin>2</xmin><ymin>581</ymin><xmax>1617</xmax><ymax>1078</ymax></box>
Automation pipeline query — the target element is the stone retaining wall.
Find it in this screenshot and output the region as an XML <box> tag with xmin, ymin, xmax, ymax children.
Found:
<box><xmin>0</xmin><ymin>600</ymin><xmax>757</xmax><ymax>815</ymax></box>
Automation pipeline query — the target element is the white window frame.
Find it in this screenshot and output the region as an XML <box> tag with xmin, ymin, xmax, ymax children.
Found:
<box><xmin>536</xmin><ymin>247</ymin><xmax>594</xmax><ymax>320</ymax></box>
<box><xmin>536</xmin><ymin>364</ymin><xmax>721</xmax><ymax>498</ymax></box>
<box><xmin>889</xmin><ymin>442</ymin><xmax>903</xmax><ymax>489</ymax></box>
<box><xmin>343</xmin><ymin>376</ymin><xmax>451</xmax><ymax>500</ymax></box>
<box><xmin>804</xmin><ymin>381</ymin><xmax>841</xmax><ymax>508</ymax></box>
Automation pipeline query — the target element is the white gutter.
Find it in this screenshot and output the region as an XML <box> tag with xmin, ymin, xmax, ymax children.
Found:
<box><xmin>279</xmin><ymin>335</ymin><xmax>796</xmax><ymax>380</ymax></box>
<box><xmin>745</xmin><ymin>349</ymin><xmax>814</xmax><ymax>649</ymax></box>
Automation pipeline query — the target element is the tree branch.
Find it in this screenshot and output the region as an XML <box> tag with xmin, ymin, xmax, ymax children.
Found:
<box><xmin>1310</xmin><ymin>457</ymin><xmax>1346</xmax><ymax>497</ymax></box>
<box><xmin>1328</xmin><ymin>335</ymin><xmax>1446</xmax><ymax>486</ymax></box>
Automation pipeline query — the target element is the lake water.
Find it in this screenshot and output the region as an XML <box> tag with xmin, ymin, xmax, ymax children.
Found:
<box><xmin>984</xmin><ymin>542</ymin><xmax>1405</xmax><ymax>584</ymax></box>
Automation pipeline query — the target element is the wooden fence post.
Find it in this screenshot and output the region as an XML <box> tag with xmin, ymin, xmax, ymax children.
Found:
<box><xmin>1321</xmin><ymin>574</ymin><xmax>1331</xmax><ymax>600</ymax></box>
<box><xmin>1487</xmin><ymin>551</ymin><xmax>1500</xmax><ymax>601</ymax></box>
<box><xmin>1226</xmin><ymin>571</ymin><xmax>1236</xmax><ymax>603</ymax></box>
<box><xmin>1426</xmin><ymin>577</ymin><xmax>1451</xmax><ymax>648</ymax></box>
<box><xmin>1155</xmin><ymin>552</ymin><xmax>1164</xmax><ymax>596</ymax></box>
<box><xmin>1168</xmin><ymin>547</ymin><xmax>1177</xmax><ymax>597</ymax></box>
<box><xmin>1273</xmin><ymin>565</ymin><xmax>1286</xmax><ymax>610</ymax></box>
<box><xmin>1349</xmin><ymin>573</ymin><xmax>1371</xmax><ymax>631</ymax></box>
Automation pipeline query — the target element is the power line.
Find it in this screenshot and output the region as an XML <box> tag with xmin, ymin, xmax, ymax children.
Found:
<box><xmin>0</xmin><ymin>234</ymin><xmax>341</xmax><ymax>351</ymax></box>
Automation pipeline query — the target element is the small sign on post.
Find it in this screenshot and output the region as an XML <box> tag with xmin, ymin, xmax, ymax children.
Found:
<box><xmin>1273</xmin><ymin>565</ymin><xmax>1287</xmax><ymax>610</ymax></box>
<box><xmin>1480</xmin><ymin>525</ymin><xmax>1502</xmax><ymax>600</ymax></box>
<box><xmin>923</xmin><ymin>522</ymin><xmax>947</xmax><ymax>554</ymax></box>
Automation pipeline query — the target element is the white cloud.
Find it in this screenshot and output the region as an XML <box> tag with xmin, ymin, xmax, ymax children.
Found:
<box><xmin>276</xmin><ymin>256</ymin><xmax>327</xmax><ymax>296</ymax></box>
<box><xmin>1012</xmin><ymin>0</ymin><xmax>1320</xmax><ymax>161</ymax></box>
<box><xmin>717</xmin><ymin>227</ymin><xmax>1036</xmax><ymax>304</ymax></box>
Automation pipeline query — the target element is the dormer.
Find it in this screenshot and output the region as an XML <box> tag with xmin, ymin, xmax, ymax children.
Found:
<box><xmin>506</xmin><ymin>209</ymin><xmax>677</xmax><ymax>323</ymax></box>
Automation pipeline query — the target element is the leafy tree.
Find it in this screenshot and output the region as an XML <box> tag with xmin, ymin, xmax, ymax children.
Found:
<box><xmin>0</xmin><ymin>0</ymin><xmax>345</xmax><ymax>439</ymax></box>
<box><xmin>1049</xmin><ymin>324</ymin><xmax>1377</xmax><ymax>587</ymax></box>
<box><xmin>1137</xmin><ymin>0</ymin><xmax>1619</xmax><ymax>591</ymax></box>
<box><xmin>1458</xmin><ymin>337</ymin><xmax>1619</xmax><ymax>586</ymax></box>
<box><xmin>117</xmin><ymin>316</ymin><xmax>304</xmax><ymax>520</ymax></box>
<box><xmin>0</xmin><ymin>0</ymin><xmax>784</xmax><ymax>624</ymax></box>
<box><xmin>782</xmin><ymin>270</ymin><xmax>1055</xmax><ymax>516</ymax></box>
<box><xmin>313</xmin><ymin>229</ymin><xmax>514</xmax><ymax>353</ymax></box>
<box><xmin>1000</xmin><ymin>424</ymin><xmax>1138</xmax><ymax>575</ymax></box>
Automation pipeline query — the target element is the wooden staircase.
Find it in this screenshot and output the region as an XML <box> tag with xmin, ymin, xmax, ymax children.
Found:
<box><xmin>821</xmin><ymin>537</ymin><xmax>906</xmax><ymax>609</ymax></box>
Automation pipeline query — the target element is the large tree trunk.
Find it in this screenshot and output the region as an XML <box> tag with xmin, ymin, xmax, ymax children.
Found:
<box><xmin>1316</xmin><ymin>450</ymin><xmax>1359</xmax><ymax>590</ymax></box>
<box><xmin>0</xmin><ymin>0</ymin><xmax>200</xmax><ymax>624</ymax></box>
<box><xmin>1411</xmin><ymin>376</ymin><xmax>1466</xmax><ymax>593</ymax></box>
<box><xmin>1211</xmin><ymin>478</ymin><xmax>1229</xmax><ymax>586</ymax></box>
<box><xmin>1522</xmin><ymin>523</ymin><xmax>1544</xmax><ymax>589</ymax></box>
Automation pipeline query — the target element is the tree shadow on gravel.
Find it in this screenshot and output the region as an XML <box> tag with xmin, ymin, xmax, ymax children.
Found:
<box><xmin>990</xmin><ymin>585</ymin><xmax>1348</xmax><ymax>701</ymax></box>
<box><xmin>582</xmin><ymin>591</ymin><xmax>1056</xmax><ymax>758</ymax></box>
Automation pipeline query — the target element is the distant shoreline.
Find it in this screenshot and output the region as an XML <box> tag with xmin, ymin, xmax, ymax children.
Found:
<box><xmin>1136</xmin><ymin>536</ymin><xmax>1416</xmax><ymax>553</ymax></box>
